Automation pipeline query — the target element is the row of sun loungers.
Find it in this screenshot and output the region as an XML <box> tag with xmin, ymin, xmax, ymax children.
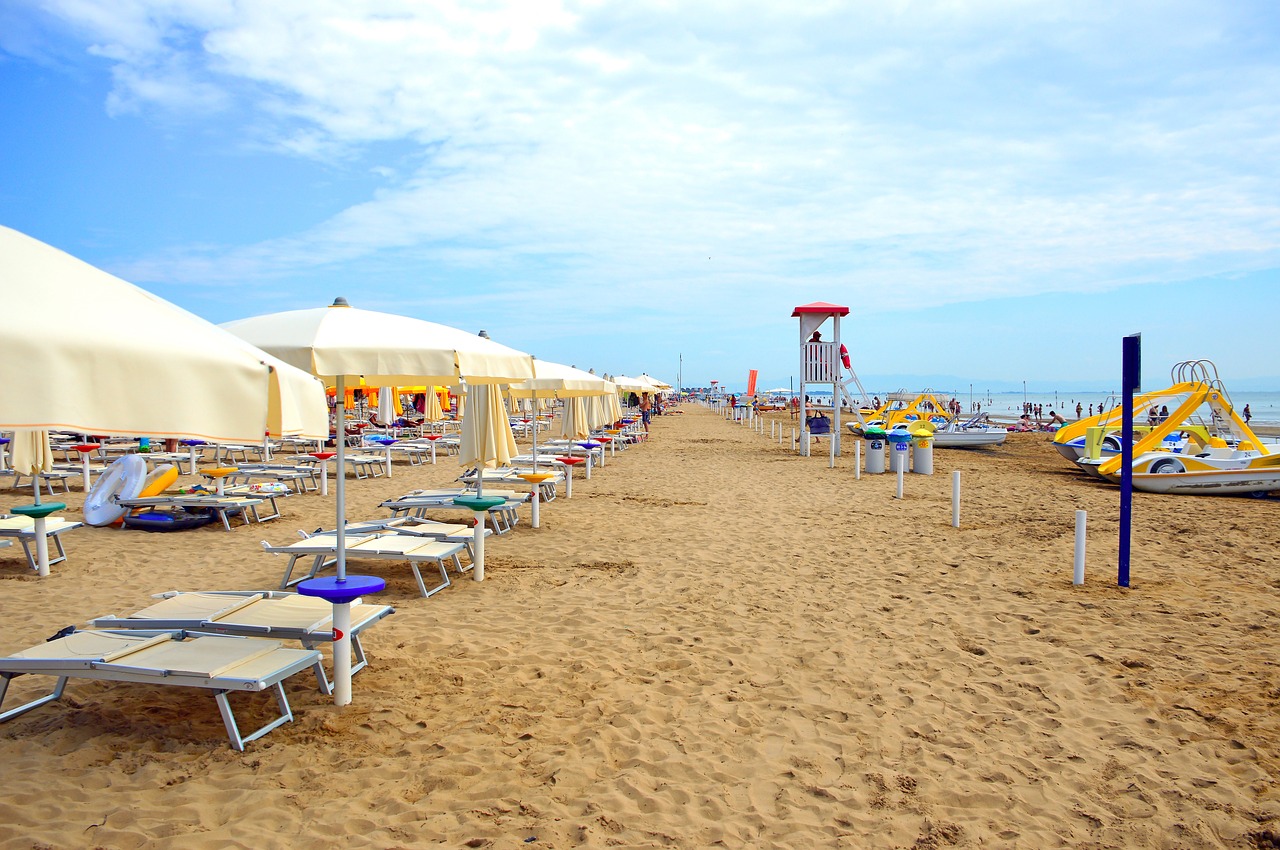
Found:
<box><xmin>0</xmin><ymin>589</ymin><xmax>394</xmax><ymax>750</ymax></box>
<box><xmin>0</xmin><ymin>414</ymin><xmax>649</xmax><ymax>750</ymax></box>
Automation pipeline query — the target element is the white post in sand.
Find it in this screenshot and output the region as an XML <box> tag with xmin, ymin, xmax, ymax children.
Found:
<box><xmin>332</xmin><ymin>601</ymin><xmax>352</xmax><ymax>705</ymax></box>
<box><xmin>1074</xmin><ymin>509</ymin><xmax>1087</xmax><ymax>585</ymax></box>
<box><xmin>951</xmin><ymin>471</ymin><xmax>961</xmax><ymax>527</ymax></box>
<box><xmin>33</xmin><ymin>517</ymin><xmax>50</xmax><ymax>578</ymax></box>
<box><xmin>473</xmin><ymin>513</ymin><xmax>487</xmax><ymax>581</ymax></box>
<box><xmin>854</xmin><ymin>440</ymin><xmax>861</xmax><ymax>480</ymax></box>
<box><xmin>791</xmin><ymin>429</ymin><xmax>796</xmax><ymax>451</ymax></box>
<box><xmin>896</xmin><ymin>465</ymin><xmax>904</xmax><ymax>499</ymax></box>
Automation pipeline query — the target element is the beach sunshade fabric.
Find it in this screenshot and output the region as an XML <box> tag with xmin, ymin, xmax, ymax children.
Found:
<box><xmin>424</xmin><ymin>388</ymin><xmax>445</xmax><ymax>422</ymax></box>
<box><xmin>610</xmin><ymin>375</ymin><xmax>647</xmax><ymax>393</ymax></box>
<box><xmin>0</xmin><ymin>226</ymin><xmax>329</xmax><ymax>442</ymax></box>
<box><xmin>221</xmin><ymin>304</ymin><xmax>534</xmax><ymax>386</ymax></box>
<box><xmin>459</xmin><ymin>384</ymin><xmax>518</xmax><ymax>470</ymax></box>
<box><xmin>10</xmin><ymin>430</ymin><xmax>54</xmax><ymax>477</ymax></box>
<box><xmin>509</xmin><ymin>360</ymin><xmax>615</xmax><ymax>399</ymax></box>
<box><xmin>559</xmin><ymin>397</ymin><xmax>591</xmax><ymax>440</ymax></box>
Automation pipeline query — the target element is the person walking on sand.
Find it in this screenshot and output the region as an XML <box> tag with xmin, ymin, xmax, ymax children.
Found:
<box><xmin>1244</xmin><ymin>404</ymin><xmax>1252</xmax><ymax>423</ymax></box>
<box><xmin>639</xmin><ymin>392</ymin><xmax>653</xmax><ymax>433</ymax></box>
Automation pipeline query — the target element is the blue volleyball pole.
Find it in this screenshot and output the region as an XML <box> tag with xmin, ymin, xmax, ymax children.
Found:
<box><xmin>1118</xmin><ymin>333</ymin><xmax>1141</xmax><ymax>587</ymax></box>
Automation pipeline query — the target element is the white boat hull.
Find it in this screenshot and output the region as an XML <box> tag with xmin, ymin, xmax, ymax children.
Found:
<box><xmin>932</xmin><ymin>429</ymin><xmax>1006</xmax><ymax>448</ymax></box>
<box><xmin>1114</xmin><ymin>451</ymin><xmax>1280</xmax><ymax>496</ymax></box>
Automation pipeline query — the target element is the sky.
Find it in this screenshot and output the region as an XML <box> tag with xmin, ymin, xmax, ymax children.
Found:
<box><xmin>2</xmin><ymin>0</ymin><xmax>1279</xmax><ymax>393</ymax></box>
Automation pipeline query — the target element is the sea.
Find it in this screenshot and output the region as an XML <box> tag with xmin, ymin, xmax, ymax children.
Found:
<box><xmin>775</xmin><ymin>389</ymin><xmax>1280</xmax><ymax>426</ymax></box>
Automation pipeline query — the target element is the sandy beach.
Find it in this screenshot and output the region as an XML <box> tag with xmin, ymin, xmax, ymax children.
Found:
<box><xmin>3</xmin><ymin>404</ymin><xmax>1280</xmax><ymax>849</ymax></box>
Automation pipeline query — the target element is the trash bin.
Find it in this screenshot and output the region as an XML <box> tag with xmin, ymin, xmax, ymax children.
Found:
<box><xmin>864</xmin><ymin>427</ymin><xmax>886</xmax><ymax>474</ymax></box>
<box><xmin>911</xmin><ymin>431</ymin><xmax>934</xmax><ymax>475</ymax></box>
<box><xmin>886</xmin><ymin>430</ymin><xmax>911</xmax><ymax>473</ymax></box>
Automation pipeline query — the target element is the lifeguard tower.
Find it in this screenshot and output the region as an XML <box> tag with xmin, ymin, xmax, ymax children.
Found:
<box><xmin>793</xmin><ymin>301</ymin><xmax>874</xmax><ymax>463</ymax></box>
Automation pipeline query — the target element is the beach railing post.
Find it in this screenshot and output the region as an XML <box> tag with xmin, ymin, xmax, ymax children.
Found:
<box><xmin>1074</xmin><ymin>509</ymin><xmax>1087</xmax><ymax>585</ymax></box>
<box><xmin>792</xmin><ymin>428</ymin><xmax>797</xmax><ymax>452</ymax></box>
<box><xmin>951</xmin><ymin>471</ymin><xmax>961</xmax><ymax>527</ymax></box>
<box><xmin>854</xmin><ymin>440</ymin><xmax>861</xmax><ymax>480</ymax></box>
<box><xmin>896</xmin><ymin>465</ymin><xmax>904</xmax><ymax>499</ymax></box>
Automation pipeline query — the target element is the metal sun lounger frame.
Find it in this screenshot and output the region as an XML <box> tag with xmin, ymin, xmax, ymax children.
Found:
<box><xmin>379</xmin><ymin>489</ymin><xmax>526</xmax><ymax>534</ymax></box>
<box><xmin>89</xmin><ymin>590</ymin><xmax>394</xmax><ymax>696</ymax></box>
<box><xmin>0</xmin><ymin>515</ymin><xmax>84</xmax><ymax>572</ymax></box>
<box><xmin>264</xmin><ymin>530</ymin><xmax>471</xmax><ymax>597</ymax></box>
<box><xmin>0</xmin><ymin>629</ymin><xmax>320</xmax><ymax>750</ymax></box>
<box><xmin>113</xmin><ymin>493</ymin><xmax>276</xmax><ymax>531</ymax></box>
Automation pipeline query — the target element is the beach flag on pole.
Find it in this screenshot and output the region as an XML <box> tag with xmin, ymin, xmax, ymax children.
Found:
<box><xmin>746</xmin><ymin>369</ymin><xmax>758</xmax><ymax>398</ymax></box>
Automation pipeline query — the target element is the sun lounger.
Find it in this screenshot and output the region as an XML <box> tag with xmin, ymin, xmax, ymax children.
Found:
<box><xmin>90</xmin><ymin>590</ymin><xmax>393</xmax><ymax>696</ymax></box>
<box><xmin>458</xmin><ymin>467</ymin><xmax>563</xmax><ymax>501</ymax></box>
<box><xmin>113</xmin><ymin>493</ymin><xmax>272</xmax><ymax>531</ymax></box>
<box><xmin>0</xmin><ymin>515</ymin><xmax>83</xmax><ymax>572</ymax></box>
<box><xmin>379</xmin><ymin>488</ymin><xmax>525</xmax><ymax>534</ymax></box>
<box><xmin>263</xmin><ymin>531</ymin><xmax>470</xmax><ymax>597</ymax></box>
<box><xmin>2</xmin><ymin>468</ymin><xmax>75</xmax><ymax>496</ymax></box>
<box><xmin>0</xmin><ymin>629</ymin><xmax>320</xmax><ymax>750</ymax></box>
<box><xmin>295</xmin><ymin>453</ymin><xmax>388</xmax><ymax>479</ymax></box>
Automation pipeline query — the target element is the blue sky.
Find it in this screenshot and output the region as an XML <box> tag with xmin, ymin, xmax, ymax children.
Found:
<box><xmin>3</xmin><ymin>0</ymin><xmax>1279</xmax><ymax>392</ymax></box>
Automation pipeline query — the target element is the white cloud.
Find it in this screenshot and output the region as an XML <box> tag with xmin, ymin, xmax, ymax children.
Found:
<box><xmin>14</xmin><ymin>0</ymin><xmax>1280</xmax><ymax>379</ymax></box>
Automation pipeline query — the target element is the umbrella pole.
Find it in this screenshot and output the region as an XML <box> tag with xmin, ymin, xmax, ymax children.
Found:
<box><xmin>532</xmin><ymin>392</ymin><xmax>539</xmax><ymax>472</ymax></box>
<box><xmin>335</xmin><ymin>375</ymin><xmax>347</xmax><ymax>580</ymax></box>
<box><xmin>332</xmin><ymin>375</ymin><xmax>352</xmax><ymax>704</ymax></box>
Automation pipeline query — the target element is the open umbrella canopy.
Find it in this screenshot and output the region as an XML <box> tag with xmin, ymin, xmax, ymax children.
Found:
<box><xmin>509</xmin><ymin>359</ymin><xmax>615</xmax><ymax>399</ymax></box>
<box><xmin>0</xmin><ymin>226</ymin><xmax>328</xmax><ymax>442</ymax></box>
<box><xmin>222</xmin><ymin>300</ymin><xmax>534</xmax><ymax>386</ymax></box>
<box><xmin>611</xmin><ymin>375</ymin><xmax>648</xmax><ymax>393</ymax></box>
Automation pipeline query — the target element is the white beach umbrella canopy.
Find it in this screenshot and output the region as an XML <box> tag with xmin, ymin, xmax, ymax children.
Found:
<box><xmin>0</xmin><ymin>226</ymin><xmax>329</xmax><ymax>442</ymax></box>
<box><xmin>221</xmin><ymin>299</ymin><xmax>533</xmax><ymax>387</ymax></box>
<box><xmin>509</xmin><ymin>359</ymin><xmax>616</xmax><ymax>399</ymax></box>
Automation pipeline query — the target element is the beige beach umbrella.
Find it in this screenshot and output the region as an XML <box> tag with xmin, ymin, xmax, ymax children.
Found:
<box><xmin>559</xmin><ymin>397</ymin><xmax>592</xmax><ymax>440</ymax></box>
<box><xmin>509</xmin><ymin>359</ymin><xmax>614</xmax><ymax>469</ymax></box>
<box><xmin>424</xmin><ymin>388</ymin><xmax>445</xmax><ymax>423</ymax></box>
<box><xmin>611</xmin><ymin>375</ymin><xmax>647</xmax><ymax>393</ymax></box>
<box><xmin>223</xmin><ymin>299</ymin><xmax>534</xmax><ymax>706</ymax></box>
<box><xmin>8</xmin><ymin>429</ymin><xmax>56</xmax><ymax>576</ymax></box>
<box><xmin>459</xmin><ymin>384</ymin><xmax>518</xmax><ymax>472</ymax></box>
<box><xmin>0</xmin><ymin>226</ymin><xmax>328</xmax><ymax>443</ymax></box>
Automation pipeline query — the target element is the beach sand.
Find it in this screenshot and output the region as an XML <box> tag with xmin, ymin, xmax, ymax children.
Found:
<box><xmin>2</xmin><ymin>405</ymin><xmax>1280</xmax><ymax>849</ymax></box>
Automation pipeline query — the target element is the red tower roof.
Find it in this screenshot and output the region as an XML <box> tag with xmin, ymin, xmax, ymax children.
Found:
<box><xmin>791</xmin><ymin>301</ymin><xmax>850</xmax><ymax>317</ymax></box>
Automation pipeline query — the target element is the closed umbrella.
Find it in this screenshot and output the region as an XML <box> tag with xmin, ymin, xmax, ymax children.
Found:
<box><xmin>459</xmin><ymin>383</ymin><xmax>518</xmax><ymax>477</ymax></box>
<box><xmin>375</xmin><ymin>387</ymin><xmax>397</xmax><ymax>427</ymax></box>
<box><xmin>560</xmin><ymin>397</ymin><xmax>591</xmax><ymax>440</ymax></box>
<box><xmin>223</xmin><ymin>298</ymin><xmax>534</xmax><ymax>706</ymax></box>
<box><xmin>8</xmin><ymin>429</ymin><xmax>57</xmax><ymax>577</ymax></box>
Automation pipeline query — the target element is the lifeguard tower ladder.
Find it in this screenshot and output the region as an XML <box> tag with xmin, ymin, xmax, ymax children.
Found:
<box><xmin>793</xmin><ymin>301</ymin><xmax>874</xmax><ymax>463</ymax></box>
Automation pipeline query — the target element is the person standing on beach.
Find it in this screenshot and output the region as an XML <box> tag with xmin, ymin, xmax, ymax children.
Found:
<box><xmin>639</xmin><ymin>392</ymin><xmax>653</xmax><ymax>433</ymax></box>
<box><xmin>1244</xmin><ymin>404</ymin><xmax>1252</xmax><ymax>423</ymax></box>
<box><xmin>1075</xmin><ymin>402</ymin><xmax>1083</xmax><ymax>420</ymax></box>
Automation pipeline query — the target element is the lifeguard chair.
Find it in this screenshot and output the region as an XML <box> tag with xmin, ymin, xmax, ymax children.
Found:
<box><xmin>792</xmin><ymin>301</ymin><xmax>874</xmax><ymax>463</ymax></box>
